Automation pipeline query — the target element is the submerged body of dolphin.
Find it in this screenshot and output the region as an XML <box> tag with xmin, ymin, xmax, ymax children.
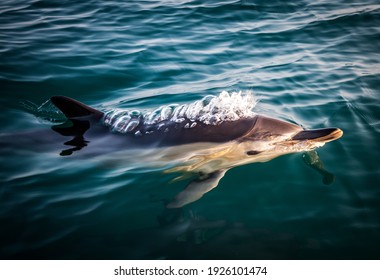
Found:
<box><xmin>44</xmin><ymin>93</ymin><xmax>343</xmax><ymax>208</ymax></box>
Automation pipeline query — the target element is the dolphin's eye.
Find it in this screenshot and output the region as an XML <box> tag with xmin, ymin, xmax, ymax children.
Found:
<box><xmin>246</xmin><ymin>150</ymin><xmax>261</xmax><ymax>156</ymax></box>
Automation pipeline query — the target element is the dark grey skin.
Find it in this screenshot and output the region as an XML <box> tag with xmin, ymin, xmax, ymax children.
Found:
<box><xmin>0</xmin><ymin>96</ymin><xmax>343</xmax><ymax>207</ymax></box>
<box><xmin>49</xmin><ymin>96</ymin><xmax>342</xmax><ymax>148</ymax></box>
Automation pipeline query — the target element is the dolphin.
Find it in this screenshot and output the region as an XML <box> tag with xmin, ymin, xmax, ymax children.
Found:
<box><xmin>46</xmin><ymin>95</ymin><xmax>343</xmax><ymax>208</ymax></box>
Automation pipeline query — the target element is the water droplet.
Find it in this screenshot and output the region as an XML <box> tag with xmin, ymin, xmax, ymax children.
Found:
<box><xmin>175</xmin><ymin>118</ymin><xmax>185</xmax><ymax>123</ymax></box>
<box><xmin>146</xmin><ymin>107</ymin><xmax>161</xmax><ymax>124</ymax></box>
<box><xmin>160</xmin><ymin>105</ymin><xmax>173</xmax><ymax>120</ymax></box>
<box><xmin>201</xmin><ymin>95</ymin><xmax>214</xmax><ymax>106</ymax></box>
<box><xmin>125</xmin><ymin>119</ymin><xmax>139</xmax><ymax>132</ymax></box>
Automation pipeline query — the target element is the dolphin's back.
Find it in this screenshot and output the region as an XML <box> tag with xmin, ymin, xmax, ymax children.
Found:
<box><xmin>50</xmin><ymin>96</ymin><xmax>258</xmax><ymax>147</ymax></box>
<box><xmin>132</xmin><ymin>118</ymin><xmax>257</xmax><ymax>146</ymax></box>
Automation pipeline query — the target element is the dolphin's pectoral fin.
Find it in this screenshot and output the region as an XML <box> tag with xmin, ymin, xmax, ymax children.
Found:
<box><xmin>170</xmin><ymin>173</ymin><xmax>194</xmax><ymax>183</ymax></box>
<box><xmin>302</xmin><ymin>150</ymin><xmax>335</xmax><ymax>185</ymax></box>
<box><xmin>166</xmin><ymin>169</ymin><xmax>228</xmax><ymax>208</ymax></box>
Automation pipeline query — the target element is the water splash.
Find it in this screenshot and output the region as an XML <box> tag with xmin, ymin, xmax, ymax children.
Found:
<box><xmin>103</xmin><ymin>90</ymin><xmax>258</xmax><ymax>134</ymax></box>
<box><xmin>20</xmin><ymin>99</ymin><xmax>66</xmax><ymax>124</ymax></box>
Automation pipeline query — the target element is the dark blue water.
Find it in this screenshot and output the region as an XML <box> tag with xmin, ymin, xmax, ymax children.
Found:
<box><xmin>1</xmin><ymin>0</ymin><xmax>380</xmax><ymax>259</ymax></box>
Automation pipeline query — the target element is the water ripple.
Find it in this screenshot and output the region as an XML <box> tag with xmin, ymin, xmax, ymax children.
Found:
<box><xmin>1</xmin><ymin>0</ymin><xmax>380</xmax><ymax>259</ymax></box>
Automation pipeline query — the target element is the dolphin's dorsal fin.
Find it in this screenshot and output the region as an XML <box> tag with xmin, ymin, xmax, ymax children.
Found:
<box><xmin>167</xmin><ymin>169</ymin><xmax>227</xmax><ymax>208</ymax></box>
<box><xmin>50</xmin><ymin>96</ymin><xmax>103</xmax><ymax>119</ymax></box>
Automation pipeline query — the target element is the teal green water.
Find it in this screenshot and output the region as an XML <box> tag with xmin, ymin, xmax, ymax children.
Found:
<box><xmin>1</xmin><ymin>0</ymin><xmax>380</xmax><ymax>259</ymax></box>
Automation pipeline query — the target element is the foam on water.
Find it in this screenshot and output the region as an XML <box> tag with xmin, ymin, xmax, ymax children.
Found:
<box><xmin>103</xmin><ymin>90</ymin><xmax>257</xmax><ymax>134</ymax></box>
<box><xmin>20</xmin><ymin>99</ymin><xmax>67</xmax><ymax>124</ymax></box>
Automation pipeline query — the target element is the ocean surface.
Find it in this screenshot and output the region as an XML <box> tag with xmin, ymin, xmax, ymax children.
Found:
<box><xmin>1</xmin><ymin>0</ymin><xmax>379</xmax><ymax>259</ymax></box>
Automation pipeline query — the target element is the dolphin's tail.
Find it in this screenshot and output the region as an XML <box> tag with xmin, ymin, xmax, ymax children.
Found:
<box><xmin>50</xmin><ymin>96</ymin><xmax>103</xmax><ymax>119</ymax></box>
<box><xmin>292</xmin><ymin>128</ymin><xmax>343</xmax><ymax>142</ymax></box>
